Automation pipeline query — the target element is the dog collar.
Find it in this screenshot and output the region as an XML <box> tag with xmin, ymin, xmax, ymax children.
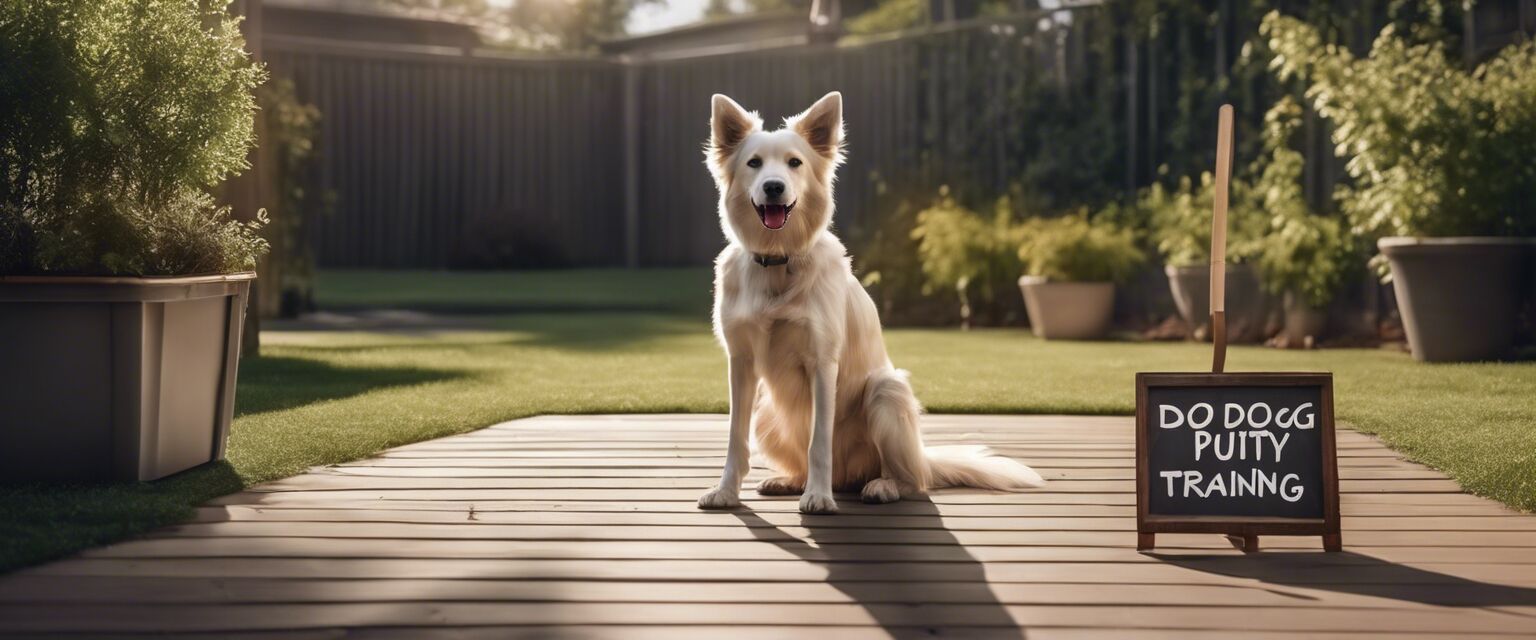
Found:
<box><xmin>753</xmin><ymin>253</ymin><xmax>790</xmax><ymax>267</ymax></box>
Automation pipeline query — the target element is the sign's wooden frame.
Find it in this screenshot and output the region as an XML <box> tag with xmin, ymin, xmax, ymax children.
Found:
<box><xmin>1135</xmin><ymin>372</ymin><xmax>1342</xmax><ymax>552</ymax></box>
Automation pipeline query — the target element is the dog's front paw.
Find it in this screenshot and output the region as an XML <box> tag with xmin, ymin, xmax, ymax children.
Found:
<box><xmin>860</xmin><ymin>478</ymin><xmax>902</xmax><ymax>504</ymax></box>
<box><xmin>799</xmin><ymin>491</ymin><xmax>839</xmax><ymax>514</ymax></box>
<box><xmin>697</xmin><ymin>486</ymin><xmax>741</xmax><ymax>510</ymax></box>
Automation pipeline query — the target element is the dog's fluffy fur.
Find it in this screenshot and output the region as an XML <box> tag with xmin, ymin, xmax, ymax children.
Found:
<box><xmin>697</xmin><ymin>92</ymin><xmax>1044</xmax><ymax>514</ymax></box>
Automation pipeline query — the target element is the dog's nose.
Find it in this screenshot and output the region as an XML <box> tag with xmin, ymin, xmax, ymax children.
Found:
<box><xmin>762</xmin><ymin>181</ymin><xmax>786</xmax><ymax>199</ymax></box>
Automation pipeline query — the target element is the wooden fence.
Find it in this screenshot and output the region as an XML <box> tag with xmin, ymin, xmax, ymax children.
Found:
<box><xmin>267</xmin><ymin>40</ymin><xmax>625</xmax><ymax>268</ymax></box>
<box><xmin>269</xmin><ymin>4</ymin><xmax>1534</xmax><ymax>269</ymax></box>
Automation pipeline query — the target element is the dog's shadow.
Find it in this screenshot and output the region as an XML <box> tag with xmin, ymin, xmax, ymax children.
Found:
<box><xmin>731</xmin><ymin>495</ymin><xmax>1023</xmax><ymax>637</ymax></box>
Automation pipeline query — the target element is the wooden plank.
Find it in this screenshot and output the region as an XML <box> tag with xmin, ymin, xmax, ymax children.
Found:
<box><xmin>181</xmin><ymin>508</ymin><xmax>1536</xmax><ymax>531</ymax></box>
<box><xmin>0</xmin><ymin>576</ymin><xmax>1519</xmax><ymax>611</ymax></box>
<box><xmin>0</xmin><ymin>602</ymin><xmax>1530</xmax><ymax>634</ymax></box>
<box><xmin>189</xmin><ymin>499</ymin><xmax>1529</xmax><ymax>518</ymax></box>
<box><xmin>127</xmin><ymin>521</ymin><xmax>1536</xmax><ymax>547</ymax></box>
<box><xmin>80</xmin><ymin>537</ymin><xmax>1536</xmax><ymax>567</ymax></box>
<box><xmin>243</xmin><ymin>475</ymin><xmax>1468</xmax><ymax>494</ymax></box>
<box><xmin>209</xmin><ymin>488</ymin><xmax>1508</xmax><ymax>507</ymax></box>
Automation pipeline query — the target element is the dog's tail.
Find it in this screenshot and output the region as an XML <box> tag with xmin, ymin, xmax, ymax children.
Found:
<box><xmin>865</xmin><ymin>367</ymin><xmax>1044</xmax><ymax>493</ymax></box>
<box><xmin>925</xmin><ymin>445</ymin><xmax>1045</xmax><ymax>491</ymax></box>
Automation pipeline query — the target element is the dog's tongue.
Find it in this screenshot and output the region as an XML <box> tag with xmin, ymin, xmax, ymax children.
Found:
<box><xmin>761</xmin><ymin>204</ymin><xmax>789</xmax><ymax>230</ymax></box>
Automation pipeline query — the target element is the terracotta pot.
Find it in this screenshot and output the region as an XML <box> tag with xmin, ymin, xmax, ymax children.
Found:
<box><xmin>1017</xmin><ymin>276</ymin><xmax>1115</xmax><ymax>340</ymax></box>
<box><xmin>0</xmin><ymin>273</ymin><xmax>253</xmax><ymax>481</ymax></box>
<box><xmin>1378</xmin><ymin>237</ymin><xmax>1533</xmax><ymax>362</ymax></box>
<box><xmin>1164</xmin><ymin>263</ymin><xmax>1268</xmax><ymax>343</ymax></box>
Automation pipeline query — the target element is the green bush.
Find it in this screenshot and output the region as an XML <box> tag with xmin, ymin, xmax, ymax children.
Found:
<box><xmin>1250</xmin><ymin>96</ymin><xmax>1357</xmax><ymax>308</ymax></box>
<box><xmin>1017</xmin><ymin>214</ymin><xmax>1145</xmax><ymax>284</ymax></box>
<box><xmin>0</xmin><ymin>0</ymin><xmax>268</xmax><ymax>276</ymax></box>
<box><xmin>911</xmin><ymin>186</ymin><xmax>1026</xmax><ymax>327</ymax></box>
<box><xmin>1264</xmin><ymin>11</ymin><xmax>1536</xmax><ymax>239</ymax></box>
<box><xmin>1146</xmin><ymin>171</ymin><xmax>1265</xmax><ymax>267</ymax></box>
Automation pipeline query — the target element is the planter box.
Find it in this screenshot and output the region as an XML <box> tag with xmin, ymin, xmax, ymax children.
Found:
<box><xmin>1379</xmin><ymin>237</ymin><xmax>1533</xmax><ymax>362</ymax></box>
<box><xmin>1017</xmin><ymin>276</ymin><xmax>1114</xmax><ymax>340</ymax></box>
<box><xmin>0</xmin><ymin>273</ymin><xmax>254</xmax><ymax>482</ymax></box>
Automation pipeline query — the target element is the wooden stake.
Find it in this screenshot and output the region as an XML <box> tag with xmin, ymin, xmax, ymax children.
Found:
<box><xmin>1210</xmin><ymin>104</ymin><xmax>1234</xmax><ymax>374</ymax></box>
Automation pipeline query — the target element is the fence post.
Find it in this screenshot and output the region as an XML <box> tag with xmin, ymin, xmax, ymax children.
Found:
<box><xmin>622</xmin><ymin>58</ymin><xmax>641</xmax><ymax>268</ymax></box>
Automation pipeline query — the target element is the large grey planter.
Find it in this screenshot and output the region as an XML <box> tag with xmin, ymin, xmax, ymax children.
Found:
<box><xmin>1379</xmin><ymin>237</ymin><xmax>1533</xmax><ymax>362</ymax></box>
<box><xmin>1165</xmin><ymin>263</ymin><xmax>1268</xmax><ymax>343</ymax></box>
<box><xmin>0</xmin><ymin>273</ymin><xmax>254</xmax><ymax>482</ymax></box>
<box><xmin>1017</xmin><ymin>276</ymin><xmax>1115</xmax><ymax>340</ymax></box>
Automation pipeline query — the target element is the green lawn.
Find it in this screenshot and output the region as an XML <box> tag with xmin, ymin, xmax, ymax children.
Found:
<box><xmin>2</xmin><ymin>268</ymin><xmax>1533</xmax><ymax>572</ymax></box>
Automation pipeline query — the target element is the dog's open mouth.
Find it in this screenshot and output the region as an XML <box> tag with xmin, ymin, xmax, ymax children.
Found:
<box><xmin>753</xmin><ymin>201</ymin><xmax>795</xmax><ymax>230</ymax></box>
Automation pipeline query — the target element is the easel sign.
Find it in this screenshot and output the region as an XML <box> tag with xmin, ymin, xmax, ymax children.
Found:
<box><xmin>1135</xmin><ymin>105</ymin><xmax>1342</xmax><ymax>553</ymax></box>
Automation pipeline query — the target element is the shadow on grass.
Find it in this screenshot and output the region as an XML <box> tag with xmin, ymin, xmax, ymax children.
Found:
<box><xmin>236</xmin><ymin>354</ymin><xmax>465</xmax><ymax>416</ymax></box>
<box><xmin>0</xmin><ymin>462</ymin><xmax>241</xmax><ymax>574</ymax></box>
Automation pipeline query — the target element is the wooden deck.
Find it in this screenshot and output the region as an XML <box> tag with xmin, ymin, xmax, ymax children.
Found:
<box><xmin>3</xmin><ymin>414</ymin><xmax>1536</xmax><ymax>638</ymax></box>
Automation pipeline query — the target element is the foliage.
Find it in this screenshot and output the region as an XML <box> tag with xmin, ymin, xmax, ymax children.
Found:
<box><xmin>1145</xmin><ymin>171</ymin><xmax>1265</xmax><ymax>267</ymax></box>
<box><xmin>1264</xmin><ymin>11</ymin><xmax>1536</xmax><ymax>239</ymax></box>
<box><xmin>1249</xmin><ymin>96</ymin><xmax>1356</xmax><ymax>307</ymax></box>
<box><xmin>260</xmin><ymin>77</ymin><xmax>330</xmax><ymax>315</ymax></box>
<box><xmin>844</xmin><ymin>0</ymin><xmax>928</xmax><ymax>35</ymax></box>
<box><xmin>910</xmin><ymin>186</ymin><xmax>1026</xmax><ymax>327</ymax></box>
<box><xmin>1017</xmin><ymin>214</ymin><xmax>1145</xmax><ymax>284</ymax></box>
<box><xmin>0</xmin><ymin>0</ymin><xmax>267</xmax><ymax>275</ymax></box>
<box><xmin>500</xmin><ymin>0</ymin><xmax>661</xmax><ymax>51</ymax></box>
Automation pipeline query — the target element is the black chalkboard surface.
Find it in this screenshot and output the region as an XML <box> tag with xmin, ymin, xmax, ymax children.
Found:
<box><xmin>1136</xmin><ymin>372</ymin><xmax>1341</xmax><ymax>552</ymax></box>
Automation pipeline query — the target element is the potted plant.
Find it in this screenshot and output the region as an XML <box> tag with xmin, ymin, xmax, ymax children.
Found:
<box><xmin>1148</xmin><ymin>172</ymin><xmax>1269</xmax><ymax>342</ymax></box>
<box><xmin>912</xmin><ymin>186</ymin><xmax>1026</xmax><ymax>328</ymax></box>
<box><xmin>0</xmin><ymin>1</ymin><xmax>268</xmax><ymax>481</ymax></box>
<box><xmin>1250</xmin><ymin>97</ymin><xmax>1357</xmax><ymax>348</ymax></box>
<box><xmin>1016</xmin><ymin>213</ymin><xmax>1145</xmax><ymax>340</ymax></box>
<box><xmin>1266</xmin><ymin>13</ymin><xmax>1536</xmax><ymax>361</ymax></box>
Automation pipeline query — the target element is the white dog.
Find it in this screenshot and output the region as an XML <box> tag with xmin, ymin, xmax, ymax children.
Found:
<box><xmin>696</xmin><ymin>92</ymin><xmax>1043</xmax><ymax>514</ymax></box>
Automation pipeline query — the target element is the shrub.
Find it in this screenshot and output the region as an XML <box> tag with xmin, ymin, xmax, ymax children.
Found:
<box><xmin>911</xmin><ymin>186</ymin><xmax>1026</xmax><ymax>327</ymax></box>
<box><xmin>1250</xmin><ymin>96</ymin><xmax>1357</xmax><ymax>308</ymax></box>
<box><xmin>0</xmin><ymin>0</ymin><xmax>268</xmax><ymax>275</ymax></box>
<box><xmin>1146</xmin><ymin>171</ymin><xmax>1265</xmax><ymax>267</ymax></box>
<box><xmin>1264</xmin><ymin>11</ymin><xmax>1536</xmax><ymax>239</ymax></box>
<box><xmin>1017</xmin><ymin>213</ymin><xmax>1145</xmax><ymax>284</ymax></box>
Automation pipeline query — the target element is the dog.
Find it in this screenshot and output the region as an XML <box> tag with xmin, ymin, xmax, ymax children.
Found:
<box><xmin>696</xmin><ymin>92</ymin><xmax>1044</xmax><ymax>514</ymax></box>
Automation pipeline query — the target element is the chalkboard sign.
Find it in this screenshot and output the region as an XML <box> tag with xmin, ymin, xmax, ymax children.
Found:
<box><xmin>1136</xmin><ymin>373</ymin><xmax>1341</xmax><ymax>552</ymax></box>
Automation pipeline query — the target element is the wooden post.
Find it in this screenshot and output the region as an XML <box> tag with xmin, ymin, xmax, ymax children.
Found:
<box><xmin>1210</xmin><ymin>104</ymin><xmax>1233</xmax><ymax>375</ymax></box>
<box><xmin>222</xmin><ymin>0</ymin><xmax>268</xmax><ymax>356</ymax></box>
<box><xmin>621</xmin><ymin>58</ymin><xmax>640</xmax><ymax>268</ymax></box>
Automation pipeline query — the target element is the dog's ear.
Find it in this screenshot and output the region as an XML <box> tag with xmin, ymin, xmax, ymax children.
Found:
<box><xmin>792</xmin><ymin>91</ymin><xmax>844</xmax><ymax>162</ymax></box>
<box><xmin>710</xmin><ymin>94</ymin><xmax>758</xmax><ymax>167</ymax></box>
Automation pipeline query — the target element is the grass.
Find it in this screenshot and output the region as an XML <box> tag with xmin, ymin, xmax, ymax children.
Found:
<box><xmin>2</xmin><ymin>268</ymin><xmax>1533</xmax><ymax>572</ymax></box>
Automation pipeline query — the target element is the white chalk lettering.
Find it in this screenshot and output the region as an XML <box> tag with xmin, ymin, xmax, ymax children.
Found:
<box><xmin>1248</xmin><ymin>402</ymin><xmax>1273</xmax><ymax>429</ymax></box>
<box><xmin>1193</xmin><ymin>431</ymin><xmax>1213</xmax><ymax>461</ymax></box>
<box><xmin>1224</xmin><ymin>403</ymin><xmax>1245</xmax><ymax>429</ymax></box>
<box><xmin>1182</xmin><ymin>470</ymin><xmax>1205</xmax><ymax>498</ymax></box>
<box><xmin>1159</xmin><ymin>405</ymin><xmax>1184</xmax><ymax>429</ymax></box>
<box><xmin>1188</xmin><ymin>403</ymin><xmax>1214</xmax><ymax>430</ymax></box>
<box><xmin>1160</xmin><ymin>470</ymin><xmax>1182</xmax><ymax>496</ymax></box>
<box><xmin>1281</xmin><ymin>473</ymin><xmax>1304</xmax><ymax>502</ymax></box>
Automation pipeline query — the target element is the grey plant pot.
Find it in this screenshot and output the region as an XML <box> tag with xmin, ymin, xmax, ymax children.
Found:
<box><xmin>1164</xmin><ymin>263</ymin><xmax>1267</xmax><ymax>343</ymax></box>
<box><xmin>0</xmin><ymin>273</ymin><xmax>254</xmax><ymax>482</ymax></box>
<box><xmin>1378</xmin><ymin>237</ymin><xmax>1533</xmax><ymax>362</ymax></box>
<box><xmin>1017</xmin><ymin>276</ymin><xmax>1115</xmax><ymax>340</ymax></box>
<box><xmin>1279</xmin><ymin>290</ymin><xmax>1329</xmax><ymax>348</ymax></box>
